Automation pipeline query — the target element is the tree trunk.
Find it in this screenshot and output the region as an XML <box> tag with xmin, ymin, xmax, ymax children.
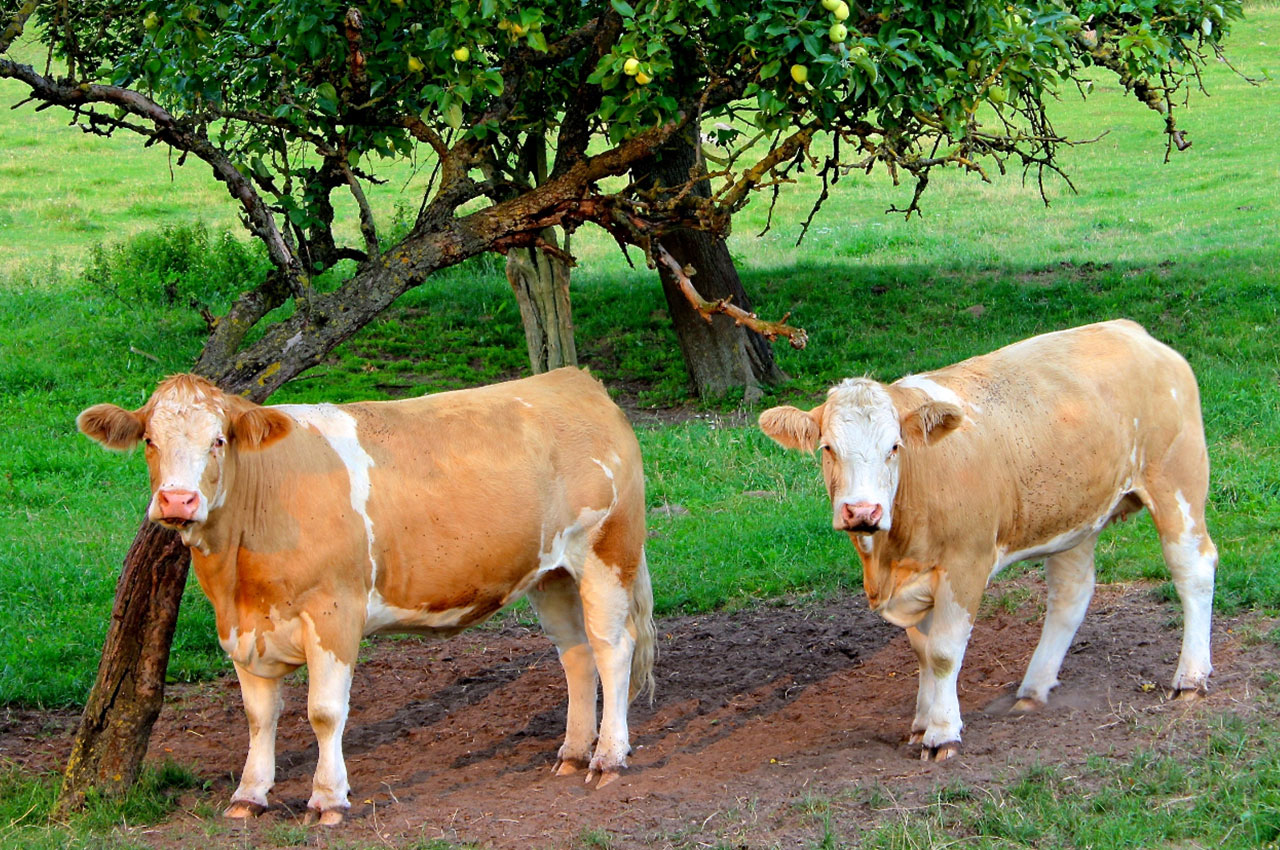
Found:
<box><xmin>56</xmin><ymin>522</ymin><xmax>190</xmax><ymax>815</ymax></box>
<box><xmin>506</xmin><ymin>227</ymin><xmax>576</xmax><ymax>373</ymax></box>
<box><xmin>638</xmin><ymin>126</ymin><xmax>787</xmax><ymax>401</ymax></box>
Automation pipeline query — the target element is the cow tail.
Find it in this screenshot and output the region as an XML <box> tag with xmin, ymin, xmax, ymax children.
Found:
<box><xmin>627</xmin><ymin>547</ymin><xmax>657</xmax><ymax>705</ymax></box>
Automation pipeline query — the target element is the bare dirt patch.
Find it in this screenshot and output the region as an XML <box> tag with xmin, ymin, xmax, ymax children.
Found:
<box><xmin>6</xmin><ymin>582</ymin><xmax>1278</xmax><ymax>848</ymax></box>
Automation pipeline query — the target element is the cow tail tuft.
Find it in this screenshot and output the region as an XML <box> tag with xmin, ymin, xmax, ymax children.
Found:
<box><xmin>627</xmin><ymin>548</ymin><xmax>657</xmax><ymax>705</ymax></box>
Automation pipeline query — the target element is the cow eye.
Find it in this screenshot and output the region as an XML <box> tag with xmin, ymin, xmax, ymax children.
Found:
<box><xmin>143</xmin><ymin>437</ymin><xmax>153</xmax><ymax>447</ymax></box>
<box><xmin>888</xmin><ymin>443</ymin><xmax>901</xmax><ymax>459</ymax></box>
<box><xmin>212</xmin><ymin>436</ymin><xmax>226</xmax><ymax>449</ymax></box>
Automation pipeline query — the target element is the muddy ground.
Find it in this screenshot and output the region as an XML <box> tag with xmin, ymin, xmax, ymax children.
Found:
<box><xmin>4</xmin><ymin>580</ymin><xmax>1278</xmax><ymax>848</ymax></box>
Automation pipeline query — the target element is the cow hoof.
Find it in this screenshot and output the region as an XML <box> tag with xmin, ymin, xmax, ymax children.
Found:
<box><xmin>1174</xmin><ymin>687</ymin><xmax>1205</xmax><ymax>703</ymax></box>
<box><xmin>224</xmin><ymin>800</ymin><xmax>266</xmax><ymax>819</ymax></box>
<box><xmin>921</xmin><ymin>742</ymin><xmax>960</xmax><ymax>762</ymax></box>
<box><xmin>587</xmin><ymin>769</ymin><xmax>622</xmax><ymax>789</ymax></box>
<box><xmin>907</xmin><ymin>729</ymin><xmax>926</xmax><ymax>745</ymax></box>
<box><xmin>1010</xmin><ymin>697</ymin><xmax>1045</xmax><ymax>714</ymax></box>
<box><xmin>304</xmin><ymin>807</ymin><xmax>345</xmax><ymax>827</ymax></box>
<box><xmin>553</xmin><ymin>756</ymin><xmax>589</xmax><ymax>776</ymax></box>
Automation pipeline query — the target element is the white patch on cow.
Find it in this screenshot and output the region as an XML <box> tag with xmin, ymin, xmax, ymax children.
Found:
<box><xmin>998</xmin><ymin>525</ymin><xmax>1097</xmax><ymax>572</ymax></box>
<box><xmin>896</xmin><ymin>374</ymin><xmax>979</xmax><ymax>414</ymax></box>
<box><xmin>876</xmin><ymin>569</ymin><xmax>936</xmax><ymax>629</ymax></box>
<box><xmin>1167</xmin><ymin>489</ymin><xmax>1215</xmax><ymax>691</ymax></box>
<box><xmin>220</xmin><ymin>614</ymin><xmax>306</xmax><ymax>677</ymax></box>
<box><xmin>299</xmin><ymin>612</ymin><xmax>353</xmax><ymax>814</ymax></box>
<box><xmin>274</xmin><ymin>405</ymin><xmax>379</xmax><ymax>586</ymax></box>
<box><xmin>1170</xmin><ymin>387</ymin><xmax>1179</xmax><ymax>402</ymax></box>
<box><xmin>363</xmin><ymin>589</ymin><xmax>479</xmax><ymax>635</ymax></box>
<box><xmin>539</xmin><ymin>505</ymin><xmax>611</xmax><ymax>581</ymax></box>
<box><xmin>513</xmin><ymin>396</ymin><xmax>533</xmax><ymax>408</ymax></box>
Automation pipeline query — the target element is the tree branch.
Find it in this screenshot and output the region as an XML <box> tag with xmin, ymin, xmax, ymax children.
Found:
<box><xmin>655</xmin><ymin>245</ymin><xmax>807</xmax><ymax>350</ymax></box>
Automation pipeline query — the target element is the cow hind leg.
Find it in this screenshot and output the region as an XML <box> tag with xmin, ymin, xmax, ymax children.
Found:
<box><xmin>579</xmin><ymin>552</ymin><xmax>638</xmax><ymax>787</ymax></box>
<box><xmin>1143</xmin><ymin>484</ymin><xmax>1217</xmax><ymax>697</ymax></box>
<box><xmin>529</xmin><ymin>569</ymin><xmax>598</xmax><ymax>776</ymax></box>
<box><xmin>226</xmin><ymin>663</ymin><xmax>284</xmax><ymax>817</ymax></box>
<box><xmin>1014</xmin><ymin>535</ymin><xmax>1099</xmax><ymax>711</ymax></box>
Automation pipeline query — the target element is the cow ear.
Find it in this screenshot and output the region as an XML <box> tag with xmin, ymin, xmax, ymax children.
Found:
<box><xmin>900</xmin><ymin>400</ymin><xmax>963</xmax><ymax>446</ymax></box>
<box><xmin>77</xmin><ymin>404</ymin><xmax>145</xmax><ymax>450</ymax></box>
<box><xmin>229</xmin><ymin>406</ymin><xmax>293</xmax><ymax>451</ymax></box>
<box><xmin>759</xmin><ymin>403</ymin><xmax>824</xmax><ymax>453</ymax></box>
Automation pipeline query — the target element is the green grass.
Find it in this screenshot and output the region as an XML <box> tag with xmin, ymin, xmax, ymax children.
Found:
<box><xmin>853</xmin><ymin>714</ymin><xmax>1280</xmax><ymax>849</ymax></box>
<box><xmin>0</xmin><ymin>760</ymin><xmax>205</xmax><ymax>849</ymax></box>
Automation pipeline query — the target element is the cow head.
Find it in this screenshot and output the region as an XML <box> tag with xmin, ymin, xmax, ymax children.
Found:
<box><xmin>77</xmin><ymin>375</ymin><xmax>292</xmax><ymax>531</ymax></box>
<box><xmin>759</xmin><ymin>378</ymin><xmax>962</xmax><ymax>533</ymax></box>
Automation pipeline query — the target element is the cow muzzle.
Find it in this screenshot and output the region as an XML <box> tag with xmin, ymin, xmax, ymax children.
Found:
<box><xmin>154</xmin><ymin>488</ymin><xmax>201</xmax><ymax>526</ymax></box>
<box><xmin>836</xmin><ymin>501</ymin><xmax>883</xmax><ymax>533</ymax></box>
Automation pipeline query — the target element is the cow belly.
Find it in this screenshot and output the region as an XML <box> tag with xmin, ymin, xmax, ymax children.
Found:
<box><xmin>220</xmin><ymin>617</ymin><xmax>308</xmax><ymax>677</ymax></box>
<box><xmin>363</xmin><ymin>504</ymin><xmax>613</xmax><ymax>638</ymax></box>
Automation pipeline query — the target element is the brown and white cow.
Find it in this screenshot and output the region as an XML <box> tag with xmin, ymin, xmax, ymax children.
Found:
<box><xmin>760</xmin><ymin>320</ymin><xmax>1216</xmax><ymax>760</ymax></box>
<box><xmin>78</xmin><ymin>368</ymin><xmax>655</xmax><ymax>823</ymax></box>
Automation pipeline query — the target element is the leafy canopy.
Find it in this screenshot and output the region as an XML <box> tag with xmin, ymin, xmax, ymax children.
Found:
<box><xmin>0</xmin><ymin>0</ymin><xmax>1242</xmax><ymax>393</ymax></box>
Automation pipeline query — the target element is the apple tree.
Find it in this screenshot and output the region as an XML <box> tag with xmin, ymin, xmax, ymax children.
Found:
<box><xmin>0</xmin><ymin>0</ymin><xmax>1240</xmax><ymax>809</ymax></box>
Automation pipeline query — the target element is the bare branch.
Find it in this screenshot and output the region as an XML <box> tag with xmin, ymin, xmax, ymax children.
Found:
<box><xmin>655</xmin><ymin>245</ymin><xmax>807</xmax><ymax>350</ymax></box>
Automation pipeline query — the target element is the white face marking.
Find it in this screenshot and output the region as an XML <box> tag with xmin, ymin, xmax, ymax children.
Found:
<box><xmin>145</xmin><ymin>394</ymin><xmax>229</xmax><ymax>527</ymax></box>
<box><xmin>822</xmin><ymin>379</ymin><xmax>902</xmax><ymax>531</ymax></box>
<box><xmin>274</xmin><ymin>404</ymin><xmax>379</xmax><ymax>585</ymax></box>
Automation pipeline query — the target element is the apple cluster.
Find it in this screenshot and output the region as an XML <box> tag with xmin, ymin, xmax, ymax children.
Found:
<box><xmin>822</xmin><ymin>0</ymin><xmax>851</xmax><ymax>44</ymax></box>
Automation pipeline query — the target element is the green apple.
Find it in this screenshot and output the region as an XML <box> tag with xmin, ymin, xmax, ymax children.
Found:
<box><xmin>623</xmin><ymin>57</ymin><xmax>640</xmax><ymax>76</ymax></box>
<box><xmin>143</xmin><ymin>11</ymin><xmax>160</xmax><ymax>30</ymax></box>
<box><xmin>790</xmin><ymin>63</ymin><xmax>809</xmax><ymax>84</ymax></box>
<box><xmin>829</xmin><ymin>22</ymin><xmax>848</xmax><ymax>41</ymax></box>
<box><xmin>821</xmin><ymin>0</ymin><xmax>841</xmax><ymax>9</ymax></box>
<box><xmin>452</xmin><ymin>46</ymin><xmax>470</xmax><ymax>62</ymax></box>
<box><xmin>832</xmin><ymin>1</ymin><xmax>850</xmax><ymax>22</ymax></box>
<box><xmin>407</xmin><ymin>55</ymin><xmax>425</xmax><ymax>73</ymax></box>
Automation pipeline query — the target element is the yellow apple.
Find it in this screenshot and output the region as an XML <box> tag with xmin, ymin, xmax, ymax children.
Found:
<box><xmin>407</xmin><ymin>55</ymin><xmax>424</xmax><ymax>73</ymax></box>
<box><xmin>624</xmin><ymin>57</ymin><xmax>640</xmax><ymax>76</ymax></box>
<box><xmin>832</xmin><ymin>1</ymin><xmax>850</xmax><ymax>22</ymax></box>
<box><xmin>453</xmin><ymin>46</ymin><xmax>470</xmax><ymax>62</ymax></box>
<box><xmin>635</xmin><ymin>71</ymin><xmax>652</xmax><ymax>85</ymax></box>
<box><xmin>790</xmin><ymin>63</ymin><xmax>809</xmax><ymax>84</ymax></box>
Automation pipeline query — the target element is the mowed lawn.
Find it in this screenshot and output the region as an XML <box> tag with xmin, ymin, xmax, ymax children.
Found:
<box><xmin>0</xmin><ymin>9</ymin><xmax>1277</xmax><ymax>716</ymax></box>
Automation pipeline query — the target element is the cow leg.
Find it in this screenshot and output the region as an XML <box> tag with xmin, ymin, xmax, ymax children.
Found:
<box><xmin>580</xmin><ymin>553</ymin><xmax>636</xmax><ymax>787</ymax></box>
<box><xmin>1145</xmin><ymin>486</ymin><xmax>1217</xmax><ymax>697</ymax></box>
<box><xmin>905</xmin><ymin>626</ymin><xmax>936</xmax><ymax>745</ymax></box>
<box><xmin>303</xmin><ymin>642</ymin><xmax>354</xmax><ymax>825</ymax></box>
<box><xmin>914</xmin><ymin>576</ymin><xmax>978</xmax><ymax>761</ymax></box>
<box><xmin>529</xmin><ymin>569</ymin><xmax>598</xmax><ymax>776</ymax></box>
<box><xmin>1014</xmin><ymin>535</ymin><xmax>1099</xmax><ymax>711</ymax></box>
<box><xmin>226</xmin><ymin>662</ymin><xmax>284</xmax><ymax>817</ymax></box>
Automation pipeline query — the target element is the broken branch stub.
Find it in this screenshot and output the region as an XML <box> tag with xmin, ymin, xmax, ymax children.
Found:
<box><xmin>655</xmin><ymin>245</ymin><xmax>807</xmax><ymax>350</ymax></box>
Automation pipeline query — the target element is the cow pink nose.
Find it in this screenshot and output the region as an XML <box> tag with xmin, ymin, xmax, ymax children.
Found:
<box><xmin>839</xmin><ymin>501</ymin><xmax>883</xmax><ymax>531</ymax></box>
<box><xmin>156</xmin><ymin>488</ymin><xmax>200</xmax><ymax>520</ymax></box>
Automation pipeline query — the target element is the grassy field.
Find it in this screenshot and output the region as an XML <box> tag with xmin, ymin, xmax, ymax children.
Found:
<box><xmin>0</xmin><ymin>6</ymin><xmax>1277</xmax><ymax>846</ymax></box>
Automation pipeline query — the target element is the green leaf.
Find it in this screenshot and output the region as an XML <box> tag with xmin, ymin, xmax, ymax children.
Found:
<box><xmin>611</xmin><ymin>0</ymin><xmax>636</xmax><ymax>19</ymax></box>
<box><xmin>444</xmin><ymin>102</ymin><xmax>463</xmax><ymax>130</ymax></box>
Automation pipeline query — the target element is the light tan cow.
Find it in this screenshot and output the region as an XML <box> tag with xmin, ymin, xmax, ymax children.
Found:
<box><xmin>760</xmin><ymin>320</ymin><xmax>1216</xmax><ymax>760</ymax></box>
<box><xmin>78</xmin><ymin>368</ymin><xmax>655</xmax><ymax>823</ymax></box>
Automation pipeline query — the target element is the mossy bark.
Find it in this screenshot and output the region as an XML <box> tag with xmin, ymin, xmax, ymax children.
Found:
<box><xmin>56</xmin><ymin>523</ymin><xmax>190</xmax><ymax>815</ymax></box>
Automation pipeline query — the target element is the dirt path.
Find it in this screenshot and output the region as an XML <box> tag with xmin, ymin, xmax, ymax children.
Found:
<box><xmin>5</xmin><ymin>581</ymin><xmax>1276</xmax><ymax>848</ymax></box>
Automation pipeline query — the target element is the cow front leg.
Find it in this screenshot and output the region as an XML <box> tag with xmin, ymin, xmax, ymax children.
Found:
<box><xmin>914</xmin><ymin>577</ymin><xmax>976</xmax><ymax>761</ymax></box>
<box><xmin>1014</xmin><ymin>536</ymin><xmax>1098</xmax><ymax>711</ymax></box>
<box><xmin>905</xmin><ymin>626</ymin><xmax>936</xmax><ymax>745</ymax></box>
<box><xmin>580</xmin><ymin>556</ymin><xmax>636</xmax><ymax>788</ymax></box>
<box><xmin>529</xmin><ymin>570</ymin><xmax>598</xmax><ymax>775</ymax></box>
<box><xmin>227</xmin><ymin>662</ymin><xmax>284</xmax><ymax>817</ymax></box>
<box><xmin>303</xmin><ymin>643</ymin><xmax>354</xmax><ymax>825</ymax></box>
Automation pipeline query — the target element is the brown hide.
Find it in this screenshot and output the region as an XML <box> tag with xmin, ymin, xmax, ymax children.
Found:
<box><xmin>861</xmin><ymin>320</ymin><xmax>1207</xmax><ymax>616</ymax></box>
<box><xmin>186</xmin><ymin>368</ymin><xmax>643</xmax><ymax>667</ymax></box>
